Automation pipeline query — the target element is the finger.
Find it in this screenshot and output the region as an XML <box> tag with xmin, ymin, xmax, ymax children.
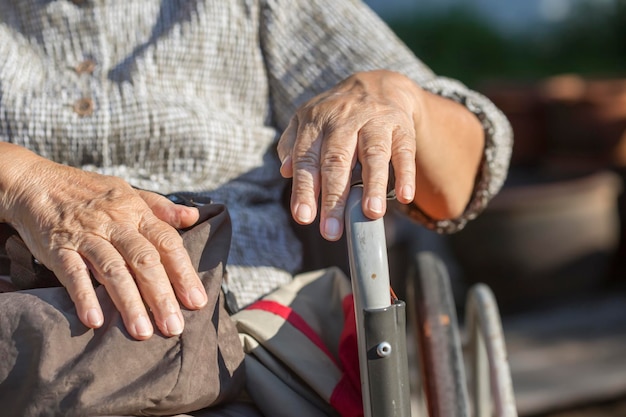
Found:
<box><xmin>139</xmin><ymin>216</ymin><xmax>207</xmax><ymax>311</ymax></box>
<box><xmin>290</xmin><ymin>121</ymin><xmax>324</xmax><ymax>226</ymax></box>
<box><xmin>357</xmin><ymin>121</ymin><xmax>393</xmax><ymax>219</ymax></box>
<box><xmin>318</xmin><ymin>127</ymin><xmax>358</xmax><ymax>240</ymax></box>
<box><xmin>390</xmin><ymin>125</ymin><xmax>417</xmax><ymax>204</ymax></box>
<box><xmin>137</xmin><ymin>189</ymin><xmax>199</xmax><ymax>229</ymax></box>
<box><xmin>52</xmin><ymin>249</ymin><xmax>104</xmax><ymax>329</ymax></box>
<box><xmin>81</xmin><ymin>238</ymin><xmax>155</xmax><ymax>340</ymax></box>
<box><xmin>278</xmin><ymin>116</ymin><xmax>299</xmax><ymax>178</ymax></box>
<box><xmin>111</xmin><ymin>226</ymin><xmax>190</xmax><ymax>338</ymax></box>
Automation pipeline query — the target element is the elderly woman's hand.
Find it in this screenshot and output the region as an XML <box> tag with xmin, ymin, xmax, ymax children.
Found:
<box><xmin>278</xmin><ymin>70</ymin><xmax>484</xmax><ymax>240</ymax></box>
<box><xmin>0</xmin><ymin>143</ymin><xmax>206</xmax><ymax>340</ymax></box>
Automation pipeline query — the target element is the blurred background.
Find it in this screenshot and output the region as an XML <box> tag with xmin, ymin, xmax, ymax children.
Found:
<box><xmin>363</xmin><ymin>1</ymin><xmax>626</xmax><ymax>416</ymax></box>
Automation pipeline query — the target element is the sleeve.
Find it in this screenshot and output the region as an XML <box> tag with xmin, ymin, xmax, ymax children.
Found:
<box><xmin>258</xmin><ymin>0</ymin><xmax>513</xmax><ymax>233</ymax></box>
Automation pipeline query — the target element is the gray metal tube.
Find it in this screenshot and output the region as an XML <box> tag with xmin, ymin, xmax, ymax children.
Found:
<box><xmin>346</xmin><ymin>185</ymin><xmax>410</xmax><ymax>417</ymax></box>
<box><xmin>363</xmin><ymin>301</ymin><xmax>412</xmax><ymax>417</ymax></box>
<box><xmin>346</xmin><ymin>185</ymin><xmax>392</xmax><ymax>311</ymax></box>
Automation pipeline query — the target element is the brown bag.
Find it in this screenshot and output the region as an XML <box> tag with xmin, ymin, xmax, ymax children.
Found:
<box><xmin>0</xmin><ymin>203</ymin><xmax>245</xmax><ymax>417</ymax></box>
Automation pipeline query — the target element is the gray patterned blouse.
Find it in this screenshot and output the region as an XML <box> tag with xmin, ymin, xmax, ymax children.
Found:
<box><xmin>0</xmin><ymin>0</ymin><xmax>512</xmax><ymax>307</ymax></box>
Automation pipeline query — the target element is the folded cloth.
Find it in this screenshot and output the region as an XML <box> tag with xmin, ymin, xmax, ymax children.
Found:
<box><xmin>234</xmin><ymin>268</ymin><xmax>362</xmax><ymax>417</ymax></box>
<box><xmin>0</xmin><ymin>204</ymin><xmax>245</xmax><ymax>417</ymax></box>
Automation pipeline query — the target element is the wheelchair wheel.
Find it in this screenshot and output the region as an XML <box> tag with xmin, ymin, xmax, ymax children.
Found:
<box><xmin>406</xmin><ymin>251</ymin><xmax>471</xmax><ymax>417</ymax></box>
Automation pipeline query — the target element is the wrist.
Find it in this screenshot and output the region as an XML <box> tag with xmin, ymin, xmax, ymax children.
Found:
<box><xmin>410</xmin><ymin>89</ymin><xmax>485</xmax><ymax>220</ymax></box>
<box><xmin>0</xmin><ymin>143</ymin><xmax>45</xmax><ymax>224</ymax></box>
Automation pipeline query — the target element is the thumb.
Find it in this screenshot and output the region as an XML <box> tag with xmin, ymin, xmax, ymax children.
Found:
<box><xmin>136</xmin><ymin>190</ymin><xmax>200</xmax><ymax>229</ymax></box>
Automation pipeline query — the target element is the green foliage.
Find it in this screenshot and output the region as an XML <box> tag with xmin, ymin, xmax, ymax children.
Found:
<box><xmin>387</xmin><ymin>2</ymin><xmax>626</xmax><ymax>87</ymax></box>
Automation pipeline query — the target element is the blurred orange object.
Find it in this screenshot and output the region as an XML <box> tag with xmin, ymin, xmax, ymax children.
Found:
<box><xmin>540</xmin><ymin>74</ymin><xmax>626</xmax><ymax>168</ymax></box>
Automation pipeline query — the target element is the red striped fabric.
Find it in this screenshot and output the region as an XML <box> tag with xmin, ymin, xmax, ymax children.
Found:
<box><xmin>246</xmin><ymin>295</ymin><xmax>363</xmax><ymax>417</ymax></box>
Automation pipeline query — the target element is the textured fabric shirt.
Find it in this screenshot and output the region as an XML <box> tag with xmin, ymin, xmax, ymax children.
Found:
<box><xmin>0</xmin><ymin>0</ymin><xmax>512</xmax><ymax>308</ymax></box>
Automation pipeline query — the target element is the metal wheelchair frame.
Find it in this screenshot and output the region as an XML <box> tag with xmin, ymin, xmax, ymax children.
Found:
<box><xmin>345</xmin><ymin>184</ymin><xmax>517</xmax><ymax>417</ymax></box>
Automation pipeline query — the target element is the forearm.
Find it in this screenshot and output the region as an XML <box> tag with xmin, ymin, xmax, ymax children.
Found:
<box><xmin>0</xmin><ymin>142</ymin><xmax>43</xmax><ymax>224</ymax></box>
<box><xmin>412</xmin><ymin>88</ymin><xmax>485</xmax><ymax>220</ymax></box>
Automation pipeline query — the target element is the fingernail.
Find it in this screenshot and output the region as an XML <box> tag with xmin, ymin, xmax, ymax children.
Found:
<box><xmin>280</xmin><ymin>155</ymin><xmax>292</xmax><ymax>177</ymax></box>
<box><xmin>401</xmin><ymin>185</ymin><xmax>414</xmax><ymax>202</ymax></box>
<box><xmin>165</xmin><ymin>314</ymin><xmax>183</xmax><ymax>336</ymax></box>
<box><xmin>86</xmin><ymin>308</ymin><xmax>104</xmax><ymax>328</ymax></box>
<box><xmin>280</xmin><ymin>154</ymin><xmax>291</xmax><ymax>169</ymax></box>
<box><xmin>324</xmin><ymin>218</ymin><xmax>341</xmax><ymax>240</ymax></box>
<box><xmin>368</xmin><ymin>197</ymin><xmax>384</xmax><ymax>214</ymax></box>
<box><xmin>189</xmin><ymin>287</ymin><xmax>207</xmax><ymax>308</ymax></box>
<box><xmin>295</xmin><ymin>203</ymin><xmax>312</xmax><ymax>223</ymax></box>
<box><xmin>134</xmin><ymin>316</ymin><xmax>153</xmax><ymax>338</ymax></box>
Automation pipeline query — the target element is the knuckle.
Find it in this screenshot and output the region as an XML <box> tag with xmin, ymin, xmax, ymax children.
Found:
<box><xmin>131</xmin><ymin>248</ymin><xmax>162</xmax><ymax>269</ymax></box>
<box><xmin>154</xmin><ymin>230</ymin><xmax>183</xmax><ymax>253</ymax></box>
<box><xmin>367</xmin><ymin>177</ymin><xmax>389</xmax><ymax>191</ymax></box>
<box><xmin>393</xmin><ymin>135</ymin><xmax>416</xmax><ymax>153</ymax></box>
<box><xmin>59</xmin><ymin>258</ymin><xmax>90</xmax><ymax>281</ymax></box>
<box><xmin>293</xmin><ymin>180</ymin><xmax>316</xmax><ymax>196</ymax></box>
<box><xmin>300</xmin><ymin>101</ymin><xmax>324</xmax><ymax>118</ymax></box>
<box><xmin>293</xmin><ymin>148</ymin><xmax>320</xmax><ymax>170</ymax></box>
<box><xmin>99</xmin><ymin>259</ymin><xmax>129</xmax><ymax>280</ymax></box>
<box><xmin>71</xmin><ymin>287</ymin><xmax>95</xmax><ymax>305</ymax></box>
<box><xmin>321</xmin><ymin>190</ymin><xmax>346</xmax><ymax>211</ymax></box>
<box><xmin>361</xmin><ymin>142</ymin><xmax>391</xmax><ymax>160</ymax></box>
<box><xmin>321</xmin><ymin>149</ymin><xmax>353</xmax><ymax>168</ymax></box>
<box><xmin>393</xmin><ymin>144</ymin><xmax>416</xmax><ymax>157</ymax></box>
<box><xmin>392</xmin><ymin>136</ymin><xmax>417</xmax><ymax>153</ymax></box>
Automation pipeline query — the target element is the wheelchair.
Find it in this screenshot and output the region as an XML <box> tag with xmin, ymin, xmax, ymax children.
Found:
<box><xmin>294</xmin><ymin>184</ymin><xmax>518</xmax><ymax>417</ymax></box>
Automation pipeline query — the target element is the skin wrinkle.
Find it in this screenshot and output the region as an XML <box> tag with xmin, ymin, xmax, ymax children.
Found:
<box><xmin>151</xmin><ymin>229</ymin><xmax>183</xmax><ymax>254</ymax></box>
<box><xmin>292</xmin><ymin>123</ymin><xmax>322</xmax><ymax>207</ymax></box>
<box><xmin>278</xmin><ymin>69</ymin><xmax>485</xmax><ymax>241</ymax></box>
<box><xmin>56</xmin><ymin>249</ymin><xmax>93</xmax><ymax>292</ymax></box>
<box><xmin>125</xmin><ymin>245</ymin><xmax>162</xmax><ymax>272</ymax></box>
<box><xmin>319</xmin><ymin>141</ymin><xmax>355</xmax><ymax>212</ymax></box>
<box><xmin>0</xmin><ymin>145</ymin><xmax>206</xmax><ymax>338</ymax></box>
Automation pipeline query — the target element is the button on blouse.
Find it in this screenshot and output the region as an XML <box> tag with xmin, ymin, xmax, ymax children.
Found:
<box><xmin>75</xmin><ymin>60</ymin><xmax>96</xmax><ymax>75</ymax></box>
<box><xmin>73</xmin><ymin>98</ymin><xmax>94</xmax><ymax>117</ymax></box>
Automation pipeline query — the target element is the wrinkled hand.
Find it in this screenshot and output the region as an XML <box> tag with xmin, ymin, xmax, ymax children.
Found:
<box><xmin>278</xmin><ymin>70</ymin><xmax>421</xmax><ymax>240</ymax></box>
<box><xmin>2</xmin><ymin>156</ymin><xmax>206</xmax><ymax>340</ymax></box>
